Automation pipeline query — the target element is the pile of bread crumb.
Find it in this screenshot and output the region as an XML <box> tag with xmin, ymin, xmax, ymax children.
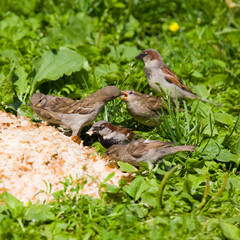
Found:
<box><xmin>0</xmin><ymin>111</ymin><xmax>128</xmax><ymax>204</ymax></box>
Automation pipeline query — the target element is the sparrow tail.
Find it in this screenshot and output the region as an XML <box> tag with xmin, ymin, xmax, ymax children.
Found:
<box><xmin>168</xmin><ymin>145</ymin><xmax>196</xmax><ymax>154</ymax></box>
<box><xmin>179</xmin><ymin>92</ymin><xmax>221</xmax><ymax>107</ymax></box>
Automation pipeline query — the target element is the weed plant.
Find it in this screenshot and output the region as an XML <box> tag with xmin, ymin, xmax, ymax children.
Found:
<box><xmin>0</xmin><ymin>0</ymin><xmax>240</xmax><ymax>238</ymax></box>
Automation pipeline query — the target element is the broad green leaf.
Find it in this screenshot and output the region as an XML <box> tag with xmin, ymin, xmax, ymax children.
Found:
<box><xmin>25</xmin><ymin>205</ymin><xmax>55</xmax><ymax>222</ymax></box>
<box><xmin>192</xmin><ymin>70</ymin><xmax>203</xmax><ymax>79</ymax></box>
<box><xmin>191</xmin><ymin>101</ymin><xmax>211</xmax><ymax>118</ymax></box>
<box><xmin>0</xmin><ymin>204</ymin><xmax>7</xmax><ymax>213</ymax></box>
<box><xmin>202</xmin><ymin>123</ymin><xmax>218</xmax><ymax>136</ymax></box>
<box><xmin>1</xmin><ymin>0</ymin><xmax>40</xmax><ymax>15</ymax></box>
<box><xmin>119</xmin><ymin>45</ymin><xmax>140</xmax><ymax>61</ymax></box>
<box><xmin>54</xmin><ymin>233</ymin><xmax>77</xmax><ymax>240</ymax></box>
<box><xmin>140</xmin><ymin>179</ymin><xmax>159</xmax><ymax>207</ymax></box>
<box><xmin>187</xmin><ymin>174</ymin><xmax>206</xmax><ymax>192</ymax></box>
<box><xmin>118</xmin><ymin>161</ymin><xmax>137</xmax><ymax>172</ymax></box>
<box><xmin>153</xmin><ymin>216</ymin><xmax>169</xmax><ymax>225</ymax></box>
<box><xmin>14</xmin><ymin>66</ymin><xmax>30</xmax><ymax>102</ymax></box>
<box><xmin>226</xmin><ymin>216</ymin><xmax>240</xmax><ymax>225</ymax></box>
<box><xmin>216</xmin><ymin>27</ymin><xmax>240</xmax><ymax>34</ymax></box>
<box><xmin>108</xmin><ymin>45</ymin><xmax>139</xmax><ymax>61</ymax></box>
<box><xmin>30</xmin><ymin>47</ymin><xmax>87</xmax><ymax>95</ymax></box>
<box><xmin>61</xmin><ymin>13</ymin><xmax>93</xmax><ymax>45</ymax></box>
<box><xmin>127</xmin><ymin>205</ymin><xmax>148</xmax><ymax>218</ymax></box>
<box><xmin>141</xmin><ymin>192</ymin><xmax>158</xmax><ymax>207</ymax></box>
<box><xmin>1</xmin><ymin>49</ymin><xmax>21</xmax><ymax>64</ymax></box>
<box><xmin>216</xmin><ymin>149</ymin><xmax>238</xmax><ymax>163</ymax></box>
<box><xmin>208</xmin><ymin>74</ymin><xmax>228</xmax><ymax>85</ymax></box>
<box><xmin>226</xmin><ymin>177</ymin><xmax>240</xmax><ymax>191</ymax></box>
<box><xmin>94</xmin><ymin>63</ymin><xmax>118</xmax><ymax>78</ymax></box>
<box><xmin>200</xmin><ymin>117</ymin><xmax>218</xmax><ymax>137</ymax></box>
<box><xmin>202</xmin><ymin>117</ymin><xmax>218</xmax><ymax>136</ymax></box>
<box><xmin>0</xmin><ymin>191</ymin><xmax>25</xmax><ymax>219</ymax></box>
<box><xmin>214</xmin><ymin>112</ymin><xmax>234</xmax><ymax>126</ymax></box>
<box><xmin>112</xmin><ymin>2</ymin><xmax>125</xmax><ymax>8</ymax></box>
<box><xmin>199</xmin><ymin>139</ymin><xmax>221</xmax><ymax>160</ymax></box>
<box><xmin>83</xmin><ymin>229</ymin><xmax>95</xmax><ymax>240</ymax></box>
<box><xmin>122</xmin><ymin>15</ymin><xmax>140</xmax><ymax>39</ymax></box>
<box><xmin>220</xmin><ymin>221</ymin><xmax>240</xmax><ymax>240</ymax></box>
<box><xmin>105</xmin><ymin>184</ymin><xmax>119</xmax><ymax>193</ymax></box>
<box><xmin>0</xmin><ymin>70</ymin><xmax>15</xmax><ymax>104</ymax></box>
<box><xmin>78</xmin><ymin>45</ymin><xmax>100</xmax><ymax>58</ymax></box>
<box><xmin>123</xmin><ymin>176</ymin><xmax>148</xmax><ymax>200</ymax></box>
<box><xmin>212</xmin><ymin>59</ymin><xmax>227</xmax><ymax>69</ymax></box>
<box><xmin>0</xmin><ymin>13</ymin><xmax>29</xmax><ymax>42</ymax></box>
<box><xmin>191</xmin><ymin>84</ymin><xmax>209</xmax><ymax>98</ymax></box>
<box><xmin>0</xmin><ymin>204</ymin><xmax>8</xmax><ymax>221</ymax></box>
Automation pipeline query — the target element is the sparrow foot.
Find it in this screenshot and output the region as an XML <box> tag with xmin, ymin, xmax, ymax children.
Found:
<box><xmin>105</xmin><ymin>162</ymin><xmax>118</xmax><ymax>169</ymax></box>
<box><xmin>71</xmin><ymin>136</ymin><xmax>82</xmax><ymax>145</ymax></box>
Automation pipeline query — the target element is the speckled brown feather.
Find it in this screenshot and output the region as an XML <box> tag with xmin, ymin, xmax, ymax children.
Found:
<box><xmin>87</xmin><ymin>121</ymin><xmax>135</xmax><ymax>148</ymax></box>
<box><xmin>120</xmin><ymin>90</ymin><xmax>167</xmax><ymax>126</ymax></box>
<box><xmin>31</xmin><ymin>86</ymin><xmax>121</xmax><ymax>116</ymax></box>
<box><xmin>136</xmin><ymin>49</ymin><xmax>221</xmax><ymax>106</ymax></box>
<box><xmin>30</xmin><ymin>93</ymin><xmax>76</xmax><ymax>112</ymax></box>
<box><xmin>143</xmin><ymin>94</ymin><xmax>167</xmax><ymax>113</ymax></box>
<box><xmin>104</xmin><ymin>139</ymin><xmax>196</xmax><ymax>166</ymax></box>
<box><xmin>101</xmin><ymin>122</ymin><xmax>135</xmax><ymax>140</ymax></box>
<box><xmin>30</xmin><ymin>86</ymin><xmax>121</xmax><ymax>137</ymax></box>
<box><xmin>161</xmin><ymin>66</ymin><xmax>193</xmax><ymax>93</ymax></box>
<box><xmin>126</xmin><ymin>139</ymin><xmax>174</xmax><ymax>158</ymax></box>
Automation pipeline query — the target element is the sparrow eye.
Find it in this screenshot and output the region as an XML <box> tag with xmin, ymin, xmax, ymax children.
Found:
<box><xmin>99</xmin><ymin>126</ymin><xmax>104</xmax><ymax>130</ymax></box>
<box><xmin>129</xmin><ymin>91</ymin><xmax>133</xmax><ymax>95</ymax></box>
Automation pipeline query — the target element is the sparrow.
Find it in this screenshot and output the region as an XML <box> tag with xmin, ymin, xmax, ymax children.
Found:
<box><xmin>30</xmin><ymin>86</ymin><xmax>121</xmax><ymax>138</ymax></box>
<box><xmin>120</xmin><ymin>90</ymin><xmax>167</xmax><ymax>127</ymax></box>
<box><xmin>135</xmin><ymin>49</ymin><xmax>219</xmax><ymax>105</ymax></box>
<box><xmin>104</xmin><ymin>139</ymin><xmax>196</xmax><ymax>166</ymax></box>
<box><xmin>86</xmin><ymin>121</ymin><xmax>135</xmax><ymax>148</ymax></box>
<box><xmin>30</xmin><ymin>93</ymin><xmax>76</xmax><ymax>112</ymax></box>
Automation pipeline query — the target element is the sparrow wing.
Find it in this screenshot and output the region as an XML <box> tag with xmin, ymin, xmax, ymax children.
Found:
<box><xmin>53</xmin><ymin>95</ymin><xmax>96</xmax><ymax>115</ymax></box>
<box><xmin>162</xmin><ymin>66</ymin><xmax>193</xmax><ymax>93</ymax></box>
<box><xmin>30</xmin><ymin>94</ymin><xmax>76</xmax><ymax>110</ymax></box>
<box><xmin>117</xmin><ymin>126</ymin><xmax>135</xmax><ymax>140</ymax></box>
<box><xmin>144</xmin><ymin>95</ymin><xmax>167</xmax><ymax>113</ymax></box>
<box><xmin>66</xmin><ymin>100</ymin><xmax>95</xmax><ymax>114</ymax></box>
<box><xmin>46</xmin><ymin>97</ymin><xmax>76</xmax><ymax>112</ymax></box>
<box><xmin>127</xmin><ymin>140</ymin><xmax>148</xmax><ymax>158</ymax></box>
<box><xmin>127</xmin><ymin>140</ymin><xmax>174</xmax><ymax>158</ymax></box>
<box><xmin>32</xmin><ymin>96</ymin><xmax>95</xmax><ymax>115</ymax></box>
<box><xmin>31</xmin><ymin>106</ymin><xmax>62</xmax><ymax>124</ymax></box>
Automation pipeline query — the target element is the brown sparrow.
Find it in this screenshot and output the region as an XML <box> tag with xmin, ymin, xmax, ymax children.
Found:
<box><xmin>86</xmin><ymin>121</ymin><xmax>135</xmax><ymax>148</ymax></box>
<box><xmin>30</xmin><ymin>93</ymin><xmax>76</xmax><ymax>112</ymax></box>
<box><xmin>104</xmin><ymin>139</ymin><xmax>196</xmax><ymax>166</ymax></box>
<box><xmin>135</xmin><ymin>49</ymin><xmax>219</xmax><ymax>105</ymax></box>
<box><xmin>120</xmin><ymin>90</ymin><xmax>167</xmax><ymax>127</ymax></box>
<box><xmin>30</xmin><ymin>86</ymin><xmax>121</xmax><ymax>138</ymax></box>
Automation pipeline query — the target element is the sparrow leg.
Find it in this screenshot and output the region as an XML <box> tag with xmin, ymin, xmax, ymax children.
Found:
<box><xmin>71</xmin><ymin>127</ymin><xmax>83</xmax><ymax>144</ymax></box>
<box><xmin>71</xmin><ymin>135</ymin><xmax>82</xmax><ymax>144</ymax></box>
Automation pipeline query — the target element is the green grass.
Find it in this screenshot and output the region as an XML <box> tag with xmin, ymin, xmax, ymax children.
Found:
<box><xmin>0</xmin><ymin>0</ymin><xmax>240</xmax><ymax>239</ymax></box>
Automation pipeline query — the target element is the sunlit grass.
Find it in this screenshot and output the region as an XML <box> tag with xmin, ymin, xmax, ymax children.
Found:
<box><xmin>0</xmin><ymin>0</ymin><xmax>240</xmax><ymax>238</ymax></box>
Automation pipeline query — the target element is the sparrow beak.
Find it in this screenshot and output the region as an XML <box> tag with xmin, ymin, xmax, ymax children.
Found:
<box><xmin>120</xmin><ymin>91</ymin><xmax>128</xmax><ymax>101</ymax></box>
<box><xmin>135</xmin><ymin>53</ymin><xmax>142</xmax><ymax>60</ymax></box>
<box><xmin>135</xmin><ymin>52</ymin><xmax>147</xmax><ymax>60</ymax></box>
<box><xmin>86</xmin><ymin>128</ymin><xmax>94</xmax><ymax>136</ymax></box>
